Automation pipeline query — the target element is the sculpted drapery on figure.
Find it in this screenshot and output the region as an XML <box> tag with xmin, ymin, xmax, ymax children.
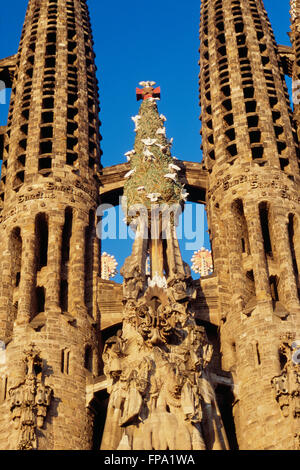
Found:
<box><xmin>100</xmin><ymin>83</ymin><xmax>228</xmax><ymax>450</ymax></box>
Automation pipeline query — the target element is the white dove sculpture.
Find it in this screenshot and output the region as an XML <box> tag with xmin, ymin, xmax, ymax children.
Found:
<box><xmin>154</xmin><ymin>142</ymin><xmax>168</xmax><ymax>153</ymax></box>
<box><xmin>168</xmin><ymin>163</ymin><xmax>181</xmax><ymax>172</ymax></box>
<box><xmin>139</xmin><ymin>81</ymin><xmax>156</xmax><ymax>87</ymax></box>
<box><xmin>125</xmin><ymin>168</ymin><xmax>136</xmax><ymax>178</ymax></box>
<box><xmin>142</xmin><ymin>138</ymin><xmax>157</xmax><ymax>146</ymax></box>
<box><xmin>164</xmin><ymin>173</ymin><xmax>177</xmax><ymax>181</ymax></box>
<box><xmin>124</xmin><ymin>150</ymin><xmax>136</xmax><ymax>161</ymax></box>
<box><xmin>147</xmin><ymin>97</ymin><xmax>159</xmax><ymax>103</ymax></box>
<box><xmin>131</xmin><ymin>115</ymin><xmax>141</xmax><ymax>130</ymax></box>
<box><xmin>160</xmin><ymin>114</ymin><xmax>167</xmax><ymax>122</ymax></box>
<box><xmin>146</xmin><ymin>193</ymin><xmax>161</xmax><ymax>202</ymax></box>
<box><xmin>181</xmin><ymin>189</ymin><xmax>189</xmax><ymax>201</ymax></box>
<box><xmin>156</xmin><ymin>127</ymin><xmax>166</xmax><ymax>136</ymax></box>
<box><xmin>143</xmin><ymin>148</ymin><xmax>155</xmax><ymax>160</ymax></box>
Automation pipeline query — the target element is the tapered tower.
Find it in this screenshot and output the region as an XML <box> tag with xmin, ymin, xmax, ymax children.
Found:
<box><xmin>200</xmin><ymin>0</ymin><xmax>300</xmax><ymax>450</ymax></box>
<box><xmin>0</xmin><ymin>0</ymin><xmax>101</xmax><ymax>450</ymax></box>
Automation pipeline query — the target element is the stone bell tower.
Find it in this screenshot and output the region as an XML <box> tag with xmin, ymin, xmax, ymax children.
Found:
<box><xmin>0</xmin><ymin>0</ymin><xmax>101</xmax><ymax>450</ymax></box>
<box><xmin>200</xmin><ymin>0</ymin><xmax>300</xmax><ymax>450</ymax></box>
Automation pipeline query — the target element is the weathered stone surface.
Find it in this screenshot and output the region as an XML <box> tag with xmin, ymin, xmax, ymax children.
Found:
<box><xmin>0</xmin><ymin>0</ymin><xmax>299</xmax><ymax>451</ymax></box>
<box><xmin>0</xmin><ymin>0</ymin><xmax>101</xmax><ymax>450</ymax></box>
<box><xmin>199</xmin><ymin>0</ymin><xmax>300</xmax><ymax>450</ymax></box>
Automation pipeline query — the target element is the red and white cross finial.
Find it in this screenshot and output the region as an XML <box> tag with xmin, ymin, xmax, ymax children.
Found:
<box><xmin>136</xmin><ymin>81</ymin><xmax>161</xmax><ymax>101</ymax></box>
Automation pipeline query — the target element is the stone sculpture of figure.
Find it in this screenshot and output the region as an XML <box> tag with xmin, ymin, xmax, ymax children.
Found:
<box><xmin>102</xmin><ymin>330</ymin><xmax>126</xmax><ymax>382</ymax></box>
<box><xmin>9</xmin><ymin>344</ymin><xmax>52</xmax><ymax>450</ymax></box>
<box><xmin>102</xmin><ymin>299</ymin><xmax>229</xmax><ymax>450</ymax></box>
<box><xmin>120</xmin><ymin>255</ymin><xmax>145</xmax><ymax>301</ymax></box>
<box><xmin>271</xmin><ymin>335</ymin><xmax>300</xmax><ymax>419</ymax></box>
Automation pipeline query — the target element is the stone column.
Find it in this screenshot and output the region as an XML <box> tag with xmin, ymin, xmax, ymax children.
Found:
<box><xmin>17</xmin><ymin>221</ymin><xmax>36</xmax><ymax>324</ymax></box>
<box><xmin>271</xmin><ymin>208</ymin><xmax>299</xmax><ymax>308</ymax></box>
<box><xmin>291</xmin><ymin>214</ymin><xmax>300</xmax><ymax>293</ymax></box>
<box><xmin>224</xmin><ymin>213</ymin><xmax>247</xmax><ymax>312</ymax></box>
<box><xmin>68</xmin><ymin>211</ymin><xmax>88</xmax><ymax>316</ymax></box>
<box><xmin>244</xmin><ymin>203</ymin><xmax>272</xmax><ymax>303</ymax></box>
<box><xmin>150</xmin><ymin>211</ymin><xmax>164</xmax><ymax>278</ymax></box>
<box><xmin>45</xmin><ymin>215</ymin><xmax>64</xmax><ymax>311</ymax></box>
<box><xmin>0</xmin><ymin>235</ymin><xmax>12</xmax><ymax>339</ymax></box>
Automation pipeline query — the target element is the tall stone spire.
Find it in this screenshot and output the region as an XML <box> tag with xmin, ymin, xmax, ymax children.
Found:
<box><xmin>0</xmin><ymin>0</ymin><xmax>101</xmax><ymax>450</ymax></box>
<box><xmin>200</xmin><ymin>0</ymin><xmax>300</xmax><ymax>450</ymax></box>
<box><xmin>290</xmin><ymin>0</ymin><xmax>300</xmax><ymax>143</ymax></box>
<box><xmin>100</xmin><ymin>83</ymin><xmax>228</xmax><ymax>451</ymax></box>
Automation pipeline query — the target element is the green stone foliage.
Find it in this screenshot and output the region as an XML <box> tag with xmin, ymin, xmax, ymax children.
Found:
<box><xmin>123</xmin><ymin>99</ymin><xmax>184</xmax><ymax>224</ymax></box>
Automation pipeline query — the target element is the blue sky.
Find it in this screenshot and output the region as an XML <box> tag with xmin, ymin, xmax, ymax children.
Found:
<box><xmin>0</xmin><ymin>0</ymin><xmax>293</xmax><ymax>282</ymax></box>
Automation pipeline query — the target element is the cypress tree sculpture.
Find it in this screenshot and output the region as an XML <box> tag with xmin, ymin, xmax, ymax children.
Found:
<box><xmin>123</xmin><ymin>81</ymin><xmax>186</xmax><ymax>220</ymax></box>
<box><xmin>123</xmin><ymin>82</ymin><xmax>187</xmax><ymax>280</ymax></box>
<box><xmin>100</xmin><ymin>83</ymin><xmax>228</xmax><ymax>451</ymax></box>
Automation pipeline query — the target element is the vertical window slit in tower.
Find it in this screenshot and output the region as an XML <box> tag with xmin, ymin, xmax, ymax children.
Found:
<box><xmin>42</xmin><ymin>111</ymin><xmax>54</xmax><ymax>124</ymax></box>
<box><xmin>256</xmin><ymin>342</ymin><xmax>261</xmax><ymax>365</ymax></box>
<box><xmin>38</xmin><ymin>157</ymin><xmax>52</xmax><ymax>174</ymax></box>
<box><xmin>269</xmin><ymin>276</ymin><xmax>279</xmax><ymax>302</ymax></box>
<box><xmin>35</xmin><ymin>286</ymin><xmax>45</xmax><ymax>314</ymax></box>
<box><xmin>249</xmin><ymin>130</ymin><xmax>261</xmax><ymax>144</ymax></box>
<box><xmin>62</xmin><ymin>207</ymin><xmax>73</xmax><ymax>265</ymax></box>
<box><xmin>232</xmin><ymin>199</ymin><xmax>250</xmax><ymax>255</ymax></box>
<box><xmin>259</xmin><ymin>203</ymin><xmax>272</xmax><ymax>256</ymax></box>
<box><xmin>288</xmin><ymin>214</ymin><xmax>300</xmax><ymax>299</ymax></box>
<box><xmin>35</xmin><ymin>213</ymin><xmax>49</xmax><ymax>270</ymax></box>
<box><xmin>0</xmin><ymin>376</ymin><xmax>8</xmax><ymax>403</ymax></box>
<box><xmin>251</xmin><ymin>145</ymin><xmax>264</xmax><ymax>160</ymax></box>
<box><xmin>60</xmin><ymin>280</ymin><xmax>68</xmax><ymax>312</ymax></box>
<box><xmin>10</xmin><ymin>227</ymin><xmax>22</xmax><ymax>289</ymax></box>
<box><xmin>60</xmin><ymin>208</ymin><xmax>73</xmax><ymax>312</ymax></box>
<box><xmin>279</xmin><ymin>157</ymin><xmax>289</xmax><ymax>171</ymax></box>
<box><xmin>66</xmin><ymin>350</ymin><xmax>70</xmax><ymax>374</ymax></box>
<box><xmin>84</xmin><ymin>345</ymin><xmax>93</xmax><ymax>372</ymax></box>
<box><xmin>4</xmin><ymin>377</ymin><xmax>7</xmax><ymax>401</ymax></box>
<box><xmin>42</xmin><ymin>97</ymin><xmax>54</xmax><ymax>109</ymax></box>
<box><xmin>279</xmin><ymin>349</ymin><xmax>287</xmax><ymax>370</ymax></box>
<box><xmin>61</xmin><ymin>348</ymin><xmax>70</xmax><ymax>375</ymax></box>
<box><xmin>61</xmin><ymin>349</ymin><xmax>65</xmax><ymax>373</ymax></box>
<box><xmin>9</xmin><ymin>227</ymin><xmax>22</xmax><ymax>325</ymax></box>
<box><xmin>247</xmin><ymin>114</ymin><xmax>258</xmax><ymax>128</ymax></box>
<box><xmin>85</xmin><ymin>210</ymin><xmax>95</xmax><ymax>316</ymax></box>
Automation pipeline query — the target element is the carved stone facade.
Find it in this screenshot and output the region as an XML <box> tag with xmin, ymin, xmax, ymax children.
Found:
<box><xmin>0</xmin><ymin>0</ymin><xmax>299</xmax><ymax>451</ymax></box>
